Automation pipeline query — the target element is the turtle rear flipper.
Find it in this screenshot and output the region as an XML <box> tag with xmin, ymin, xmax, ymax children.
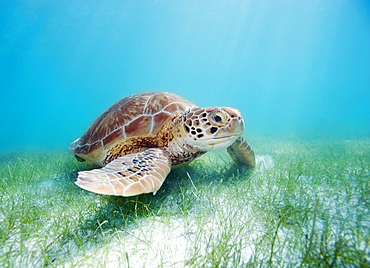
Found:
<box><xmin>74</xmin><ymin>155</ymin><xmax>86</xmax><ymax>162</ymax></box>
<box><xmin>227</xmin><ymin>136</ymin><xmax>256</xmax><ymax>167</ymax></box>
<box><xmin>75</xmin><ymin>148</ymin><xmax>171</xmax><ymax>197</ymax></box>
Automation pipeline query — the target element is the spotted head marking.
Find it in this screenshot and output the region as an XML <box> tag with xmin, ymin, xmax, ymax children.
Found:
<box><xmin>182</xmin><ymin>107</ymin><xmax>244</xmax><ymax>151</ymax></box>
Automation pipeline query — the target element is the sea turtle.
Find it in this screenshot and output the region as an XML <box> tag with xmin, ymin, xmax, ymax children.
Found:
<box><xmin>69</xmin><ymin>92</ymin><xmax>255</xmax><ymax>197</ymax></box>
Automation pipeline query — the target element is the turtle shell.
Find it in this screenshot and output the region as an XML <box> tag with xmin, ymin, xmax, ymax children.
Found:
<box><xmin>70</xmin><ymin>92</ymin><xmax>196</xmax><ymax>157</ymax></box>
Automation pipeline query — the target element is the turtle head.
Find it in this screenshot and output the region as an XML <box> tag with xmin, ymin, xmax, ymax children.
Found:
<box><xmin>183</xmin><ymin>107</ymin><xmax>244</xmax><ymax>151</ymax></box>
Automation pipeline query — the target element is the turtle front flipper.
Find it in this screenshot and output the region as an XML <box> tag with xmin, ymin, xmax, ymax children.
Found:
<box><xmin>75</xmin><ymin>148</ymin><xmax>171</xmax><ymax>197</ymax></box>
<box><xmin>227</xmin><ymin>136</ymin><xmax>256</xmax><ymax>167</ymax></box>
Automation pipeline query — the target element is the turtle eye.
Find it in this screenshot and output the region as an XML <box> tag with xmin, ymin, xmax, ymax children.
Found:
<box><xmin>213</xmin><ymin>115</ymin><xmax>222</xmax><ymax>122</ymax></box>
<box><xmin>210</xmin><ymin>110</ymin><xmax>229</xmax><ymax>125</ymax></box>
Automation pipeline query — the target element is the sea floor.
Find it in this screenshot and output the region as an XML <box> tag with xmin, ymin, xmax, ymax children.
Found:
<box><xmin>0</xmin><ymin>137</ymin><xmax>369</xmax><ymax>267</ymax></box>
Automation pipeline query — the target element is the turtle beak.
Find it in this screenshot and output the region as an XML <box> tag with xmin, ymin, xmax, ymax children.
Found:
<box><xmin>213</xmin><ymin>108</ymin><xmax>244</xmax><ymax>139</ymax></box>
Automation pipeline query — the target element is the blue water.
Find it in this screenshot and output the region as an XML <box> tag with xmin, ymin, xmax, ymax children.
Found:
<box><xmin>1</xmin><ymin>0</ymin><xmax>369</xmax><ymax>151</ymax></box>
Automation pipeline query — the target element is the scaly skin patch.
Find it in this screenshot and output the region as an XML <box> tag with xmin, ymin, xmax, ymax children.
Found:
<box><xmin>104</xmin><ymin>112</ymin><xmax>184</xmax><ymax>165</ymax></box>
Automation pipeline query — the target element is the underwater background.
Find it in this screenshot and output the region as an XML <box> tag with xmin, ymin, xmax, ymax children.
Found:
<box><xmin>0</xmin><ymin>0</ymin><xmax>369</xmax><ymax>152</ymax></box>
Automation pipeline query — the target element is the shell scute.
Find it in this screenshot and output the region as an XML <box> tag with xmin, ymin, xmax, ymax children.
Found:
<box><xmin>77</xmin><ymin>144</ymin><xmax>90</xmax><ymax>155</ymax></box>
<box><xmin>71</xmin><ymin>92</ymin><xmax>196</xmax><ymax>156</ymax></box>
<box><xmin>152</xmin><ymin>112</ymin><xmax>173</xmax><ymax>133</ymax></box>
<box><xmin>124</xmin><ymin>115</ymin><xmax>152</xmax><ymax>137</ymax></box>
<box><xmin>102</xmin><ymin>128</ymin><xmax>123</xmax><ymax>146</ymax></box>
<box><xmin>163</xmin><ymin>102</ymin><xmax>185</xmax><ymax>113</ymax></box>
